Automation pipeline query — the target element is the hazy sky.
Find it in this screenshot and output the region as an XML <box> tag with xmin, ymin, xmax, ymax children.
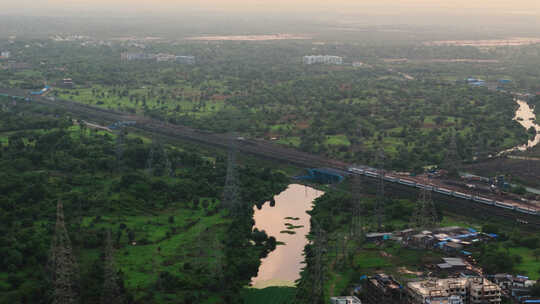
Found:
<box><xmin>4</xmin><ymin>0</ymin><xmax>540</xmax><ymax>16</ymax></box>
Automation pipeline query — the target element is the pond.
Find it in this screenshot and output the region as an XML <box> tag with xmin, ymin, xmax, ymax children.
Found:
<box><xmin>250</xmin><ymin>184</ymin><xmax>324</xmax><ymax>289</ymax></box>
<box><xmin>500</xmin><ymin>99</ymin><xmax>540</xmax><ymax>155</ymax></box>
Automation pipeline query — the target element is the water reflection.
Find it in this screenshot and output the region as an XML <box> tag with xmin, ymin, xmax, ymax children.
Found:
<box><xmin>250</xmin><ymin>184</ymin><xmax>324</xmax><ymax>288</ymax></box>
<box><xmin>501</xmin><ymin>99</ymin><xmax>540</xmax><ymax>155</ymax></box>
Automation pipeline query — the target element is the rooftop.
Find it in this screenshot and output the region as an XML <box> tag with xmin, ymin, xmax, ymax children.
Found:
<box><xmin>408</xmin><ymin>277</ymin><xmax>499</xmax><ymax>297</ymax></box>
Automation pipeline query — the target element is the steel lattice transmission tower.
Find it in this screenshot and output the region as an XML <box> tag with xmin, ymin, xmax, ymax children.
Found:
<box><xmin>444</xmin><ymin>130</ymin><xmax>460</xmax><ymax>177</ymax></box>
<box><xmin>350</xmin><ymin>174</ymin><xmax>364</xmax><ymax>239</ymax></box>
<box><xmin>412</xmin><ymin>176</ymin><xmax>438</xmax><ymax>228</ymax></box>
<box><xmin>375</xmin><ymin>149</ymin><xmax>386</xmax><ymax>230</ymax></box>
<box><xmin>222</xmin><ymin>134</ymin><xmax>240</xmax><ymax>214</ymax></box>
<box><xmin>213</xmin><ymin>235</ymin><xmax>225</xmax><ymax>290</ymax></box>
<box><xmin>311</xmin><ymin>219</ymin><xmax>327</xmax><ymax>304</ymax></box>
<box><xmin>146</xmin><ymin>137</ymin><xmax>173</xmax><ymax>177</ymax></box>
<box><xmin>101</xmin><ymin>230</ymin><xmax>125</xmax><ymax>304</ymax></box>
<box><xmin>48</xmin><ymin>201</ymin><xmax>79</xmax><ymax>304</ymax></box>
<box><xmin>114</xmin><ymin>127</ymin><xmax>125</xmax><ymax>172</ymax></box>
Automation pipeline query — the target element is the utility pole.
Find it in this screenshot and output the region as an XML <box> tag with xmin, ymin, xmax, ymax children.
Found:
<box><xmin>48</xmin><ymin>201</ymin><xmax>79</xmax><ymax>304</ymax></box>
<box><xmin>375</xmin><ymin>149</ymin><xmax>386</xmax><ymax>230</ymax></box>
<box><xmin>101</xmin><ymin>230</ymin><xmax>125</xmax><ymax>304</ymax></box>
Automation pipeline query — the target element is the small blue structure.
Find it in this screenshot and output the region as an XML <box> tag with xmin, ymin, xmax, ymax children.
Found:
<box><xmin>470</xmin><ymin>81</ymin><xmax>486</xmax><ymax>87</ymax></box>
<box><xmin>109</xmin><ymin>121</ymin><xmax>137</xmax><ymax>130</ymax></box>
<box><xmin>498</xmin><ymin>79</ymin><xmax>512</xmax><ymax>84</ymax></box>
<box><xmin>295</xmin><ymin>168</ymin><xmax>344</xmax><ymax>184</ymax></box>
<box><xmin>30</xmin><ymin>85</ymin><xmax>50</xmax><ymax>96</ymax></box>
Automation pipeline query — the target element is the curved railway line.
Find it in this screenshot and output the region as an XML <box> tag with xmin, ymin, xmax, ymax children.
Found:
<box><xmin>1</xmin><ymin>88</ymin><xmax>539</xmax><ymax>225</ymax></box>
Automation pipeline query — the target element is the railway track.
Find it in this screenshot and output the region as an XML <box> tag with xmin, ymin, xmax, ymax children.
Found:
<box><xmin>1</xmin><ymin>89</ymin><xmax>346</xmax><ymax>169</ymax></box>
<box><xmin>2</xmin><ymin>88</ymin><xmax>538</xmax><ymax>225</ymax></box>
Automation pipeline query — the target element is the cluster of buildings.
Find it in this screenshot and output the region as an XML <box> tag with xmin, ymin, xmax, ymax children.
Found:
<box><xmin>0</xmin><ymin>51</ymin><xmax>10</xmax><ymax>59</ymax></box>
<box><xmin>366</xmin><ymin>226</ymin><xmax>496</xmax><ymax>256</ymax></box>
<box><xmin>334</xmin><ymin>257</ymin><xmax>539</xmax><ymax>304</ymax></box>
<box><xmin>303</xmin><ymin>55</ymin><xmax>343</xmax><ymax>65</ymax></box>
<box><xmin>357</xmin><ymin>273</ymin><xmax>502</xmax><ymax>304</ymax></box>
<box><xmin>490</xmin><ymin>274</ymin><xmax>539</xmax><ymax>303</ymax></box>
<box><xmin>407</xmin><ymin>277</ymin><xmax>501</xmax><ymax>304</ymax></box>
<box><xmin>120</xmin><ymin>52</ymin><xmax>195</xmax><ymax>64</ymax></box>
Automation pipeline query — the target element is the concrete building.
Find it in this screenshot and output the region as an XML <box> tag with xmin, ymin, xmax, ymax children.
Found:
<box><xmin>176</xmin><ymin>55</ymin><xmax>195</xmax><ymax>64</ymax></box>
<box><xmin>436</xmin><ymin>258</ymin><xmax>467</xmax><ymax>274</ymax></box>
<box><xmin>426</xmin><ymin>295</ymin><xmax>463</xmax><ymax>304</ymax></box>
<box><xmin>0</xmin><ymin>51</ymin><xmax>10</xmax><ymax>59</ymax></box>
<box><xmin>407</xmin><ymin>277</ymin><xmax>501</xmax><ymax>304</ymax></box>
<box><xmin>303</xmin><ymin>55</ymin><xmax>343</xmax><ymax>65</ymax></box>
<box><xmin>330</xmin><ymin>296</ymin><xmax>362</xmax><ymax>304</ymax></box>
<box><xmin>121</xmin><ymin>52</ymin><xmax>195</xmax><ymax>64</ymax></box>
<box><xmin>156</xmin><ymin>53</ymin><xmax>177</xmax><ymax>62</ymax></box>
<box><xmin>365</xmin><ymin>232</ymin><xmax>393</xmax><ymax>242</ymax></box>
<box><xmin>62</xmin><ymin>78</ymin><xmax>74</xmax><ymax>88</ymax></box>
<box><xmin>363</xmin><ymin>273</ymin><xmax>404</xmax><ymax>304</ymax></box>
<box><xmin>121</xmin><ymin>52</ymin><xmax>148</xmax><ymax>61</ymax></box>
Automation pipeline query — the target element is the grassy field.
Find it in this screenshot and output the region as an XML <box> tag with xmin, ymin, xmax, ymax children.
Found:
<box><xmin>76</xmin><ymin>197</ymin><xmax>229</xmax><ymax>300</ymax></box>
<box><xmin>242</xmin><ymin>287</ymin><xmax>296</xmax><ymax>304</ymax></box>
<box><xmin>55</xmin><ymin>85</ymin><xmax>229</xmax><ymax>118</ymax></box>
<box><xmin>508</xmin><ymin>247</ymin><xmax>540</xmax><ymax>280</ymax></box>
<box><xmin>326</xmin><ymin>135</ymin><xmax>351</xmax><ymax>146</ymax></box>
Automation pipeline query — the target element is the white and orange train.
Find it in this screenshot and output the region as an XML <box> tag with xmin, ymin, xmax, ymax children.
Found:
<box><xmin>348</xmin><ymin>166</ymin><xmax>538</xmax><ymax>216</ymax></box>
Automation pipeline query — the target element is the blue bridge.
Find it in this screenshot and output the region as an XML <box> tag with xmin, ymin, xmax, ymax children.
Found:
<box><xmin>295</xmin><ymin>168</ymin><xmax>345</xmax><ymax>184</ymax></box>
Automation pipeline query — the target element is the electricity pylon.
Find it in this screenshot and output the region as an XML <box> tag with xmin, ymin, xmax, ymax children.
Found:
<box><xmin>101</xmin><ymin>230</ymin><xmax>125</xmax><ymax>304</ymax></box>
<box><xmin>48</xmin><ymin>201</ymin><xmax>79</xmax><ymax>304</ymax></box>
<box><xmin>222</xmin><ymin>134</ymin><xmax>240</xmax><ymax>215</ymax></box>
<box><xmin>375</xmin><ymin>149</ymin><xmax>386</xmax><ymax>230</ymax></box>
<box><xmin>412</xmin><ymin>175</ymin><xmax>438</xmax><ymax>228</ymax></box>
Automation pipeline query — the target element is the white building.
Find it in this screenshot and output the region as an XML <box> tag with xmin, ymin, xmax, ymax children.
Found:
<box><xmin>330</xmin><ymin>296</ymin><xmax>362</xmax><ymax>304</ymax></box>
<box><xmin>175</xmin><ymin>56</ymin><xmax>195</xmax><ymax>64</ymax></box>
<box><xmin>121</xmin><ymin>52</ymin><xmax>148</xmax><ymax>61</ymax></box>
<box><xmin>0</xmin><ymin>51</ymin><xmax>10</xmax><ymax>59</ymax></box>
<box><xmin>303</xmin><ymin>55</ymin><xmax>343</xmax><ymax>65</ymax></box>
<box><xmin>407</xmin><ymin>277</ymin><xmax>501</xmax><ymax>304</ymax></box>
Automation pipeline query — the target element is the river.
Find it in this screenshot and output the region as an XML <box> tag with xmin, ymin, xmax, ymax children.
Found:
<box><xmin>250</xmin><ymin>184</ymin><xmax>324</xmax><ymax>289</ymax></box>
<box><xmin>500</xmin><ymin>99</ymin><xmax>540</xmax><ymax>154</ymax></box>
